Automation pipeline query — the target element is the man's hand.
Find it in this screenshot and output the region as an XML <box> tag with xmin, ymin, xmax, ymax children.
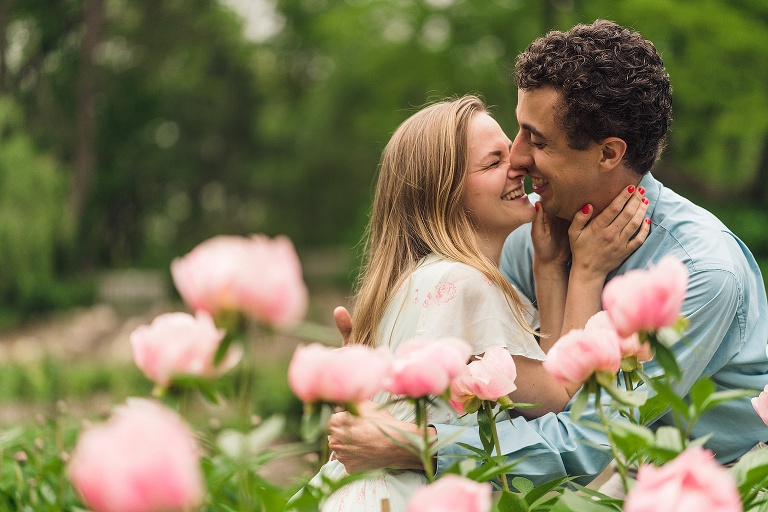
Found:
<box><xmin>333</xmin><ymin>306</ymin><xmax>352</xmax><ymax>346</ymax></box>
<box><xmin>327</xmin><ymin>401</ymin><xmax>430</xmax><ymax>473</ymax></box>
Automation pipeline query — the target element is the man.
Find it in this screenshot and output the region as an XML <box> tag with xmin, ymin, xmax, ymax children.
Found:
<box><xmin>328</xmin><ymin>20</ymin><xmax>768</xmax><ymax>486</ymax></box>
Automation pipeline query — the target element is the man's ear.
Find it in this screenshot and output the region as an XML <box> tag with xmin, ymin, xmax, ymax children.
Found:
<box><xmin>599</xmin><ymin>137</ymin><xmax>627</xmax><ymax>170</ymax></box>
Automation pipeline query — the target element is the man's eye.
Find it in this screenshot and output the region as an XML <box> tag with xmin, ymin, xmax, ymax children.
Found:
<box><xmin>529</xmin><ymin>140</ymin><xmax>545</xmax><ymax>149</ymax></box>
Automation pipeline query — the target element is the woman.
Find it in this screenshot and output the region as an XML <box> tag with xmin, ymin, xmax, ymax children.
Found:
<box><xmin>303</xmin><ymin>95</ymin><xmax>648</xmax><ymax>511</ymax></box>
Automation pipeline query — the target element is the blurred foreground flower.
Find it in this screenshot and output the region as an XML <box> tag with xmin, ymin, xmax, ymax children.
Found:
<box><xmin>585</xmin><ymin>310</ymin><xmax>653</xmax><ymax>364</ymax></box>
<box><xmin>449</xmin><ymin>345</ymin><xmax>517</xmax><ymax>414</ymax></box>
<box><xmin>130</xmin><ymin>311</ymin><xmax>242</xmax><ymax>388</ymax></box>
<box><xmin>68</xmin><ymin>398</ymin><xmax>204</xmax><ymax>512</ymax></box>
<box><xmin>287</xmin><ymin>343</ymin><xmax>391</xmax><ymax>407</ymax></box>
<box><xmin>624</xmin><ymin>447</ymin><xmax>741</xmax><ymax>512</ymax></box>
<box><xmin>385</xmin><ymin>337</ymin><xmax>472</xmax><ymax>398</ymax></box>
<box><xmin>602</xmin><ymin>255</ymin><xmax>688</xmax><ymax>338</ymax></box>
<box><xmin>171</xmin><ymin>234</ymin><xmax>308</xmax><ymax>328</ymax></box>
<box><xmin>753</xmin><ymin>384</ymin><xmax>768</xmax><ymax>426</ymax></box>
<box><xmin>406</xmin><ymin>475</ymin><xmax>492</xmax><ymax>512</ymax></box>
<box><xmin>542</xmin><ymin>327</ymin><xmax>621</xmax><ymax>387</ymax></box>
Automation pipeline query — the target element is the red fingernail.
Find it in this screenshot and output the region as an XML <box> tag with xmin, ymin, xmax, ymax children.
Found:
<box><xmin>535</xmin><ymin>202</ymin><xmax>540</xmax><ymax>211</ymax></box>
<box><xmin>627</xmin><ymin>185</ymin><xmax>635</xmax><ymax>194</ymax></box>
<box><xmin>642</xmin><ymin>197</ymin><xmax>649</xmax><ymax>205</ymax></box>
<box><xmin>645</xmin><ymin>218</ymin><xmax>651</xmax><ymax>225</ymax></box>
<box><xmin>582</xmin><ymin>204</ymin><xmax>590</xmax><ymax>215</ymax></box>
<box><xmin>638</xmin><ymin>186</ymin><xmax>646</xmax><ymax>195</ymax></box>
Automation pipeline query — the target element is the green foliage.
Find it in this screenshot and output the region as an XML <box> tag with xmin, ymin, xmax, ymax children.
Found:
<box><xmin>4</xmin><ymin>0</ymin><xmax>768</xmax><ymax>285</ymax></box>
<box><xmin>0</xmin><ymin>96</ymin><xmax>79</xmax><ymax>322</ymax></box>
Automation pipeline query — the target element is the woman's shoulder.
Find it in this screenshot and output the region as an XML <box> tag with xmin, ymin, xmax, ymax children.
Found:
<box><xmin>413</xmin><ymin>254</ymin><xmax>489</xmax><ymax>283</ymax></box>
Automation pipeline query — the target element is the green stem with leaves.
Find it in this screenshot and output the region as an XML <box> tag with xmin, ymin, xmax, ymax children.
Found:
<box><xmin>483</xmin><ymin>401</ymin><xmax>510</xmax><ymax>492</ymax></box>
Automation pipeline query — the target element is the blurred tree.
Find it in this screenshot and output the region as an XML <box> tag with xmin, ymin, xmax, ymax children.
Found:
<box><xmin>579</xmin><ymin>0</ymin><xmax>768</xmax><ymax>197</ymax></box>
<box><xmin>0</xmin><ymin>0</ymin><xmax>766</xmax><ymax>312</ymax></box>
<box><xmin>0</xmin><ymin>96</ymin><xmax>72</xmax><ymax>323</ymax></box>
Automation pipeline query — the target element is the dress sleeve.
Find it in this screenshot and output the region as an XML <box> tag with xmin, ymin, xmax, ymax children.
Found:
<box><xmin>413</xmin><ymin>263</ymin><xmax>545</xmax><ymax>360</ymax></box>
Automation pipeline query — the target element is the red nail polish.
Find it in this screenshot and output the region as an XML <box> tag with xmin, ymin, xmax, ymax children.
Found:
<box><xmin>627</xmin><ymin>185</ymin><xmax>635</xmax><ymax>194</ymax></box>
<box><xmin>638</xmin><ymin>186</ymin><xmax>646</xmax><ymax>195</ymax></box>
<box><xmin>642</xmin><ymin>197</ymin><xmax>649</xmax><ymax>205</ymax></box>
<box><xmin>582</xmin><ymin>204</ymin><xmax>590</xmax><ymax>215</ymax></box>
<box><xmin>534</xmin><ymin>202</ymin><xmax>540</xmax><ymax>212</ymax></box>
<box><xmin>645</xmin><ymin>218</ymin><xmax>651</xmax><ymax>225</ymax></box>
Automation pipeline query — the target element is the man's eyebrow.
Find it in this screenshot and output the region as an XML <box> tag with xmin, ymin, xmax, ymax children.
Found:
<box><xmin>521</xmin><ymin>123</ymin><xmax>547</xmax><ymax>140</ymax></box>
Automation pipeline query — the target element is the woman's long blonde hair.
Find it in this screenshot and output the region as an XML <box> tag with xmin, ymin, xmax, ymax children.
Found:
<box><xmin>351</xmin><ymin>95</ymin><xmax>533</xmax><ymax>347</ymax></box>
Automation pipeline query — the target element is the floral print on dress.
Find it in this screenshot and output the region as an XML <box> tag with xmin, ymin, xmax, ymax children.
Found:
<box><xmin>423</xmin><ymin>281</ymin><xmax>457</xmax><ymax>308</ymax></box>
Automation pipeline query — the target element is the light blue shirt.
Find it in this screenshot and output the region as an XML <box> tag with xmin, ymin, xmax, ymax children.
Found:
<box><xmin>434</xmin><ymin>173</ymin><xmax>768</xmax><ymax>485</ymax></box>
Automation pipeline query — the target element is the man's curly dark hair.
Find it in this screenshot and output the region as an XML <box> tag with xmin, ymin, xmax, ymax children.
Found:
<box><xmin>515</xmin><ymin>20</ymin><xmax>672</xmax><ymax>175</ymax></box>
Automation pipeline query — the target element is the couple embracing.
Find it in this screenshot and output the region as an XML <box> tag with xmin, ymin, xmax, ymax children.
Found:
<box><xmin>300</xmin><ymin>20</ymin><xmax>768</xmax><ymax>511</ymax></box>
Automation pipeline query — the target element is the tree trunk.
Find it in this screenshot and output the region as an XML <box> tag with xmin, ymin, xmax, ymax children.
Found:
<box><xmin>0</xmin><ymin>0</ymin><xmax>14</xmax><ymax>93</ymax></box>
<box><xmin>748</xmin><ymin>135</ymin><xmax>768</xmax><ymax>204</ymax></box>
<box><xmin>70</xmin><ymin>0</ymin><xmax>103</xmax><ymax>226</ymax></box>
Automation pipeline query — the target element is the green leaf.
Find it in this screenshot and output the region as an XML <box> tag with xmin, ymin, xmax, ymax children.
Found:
<box><xmin>550</xmin><ymin>489</ymin><xmax>618</xmax><ymax>511</ymax></box>
<box><xmin>656</xmin><ymin>426</ymin><xmax>685</xmax><ymax>453</ymax></box>
<box><xmin>524</xmin><ymin>475</ymin><xmax>576</xmax><ymax>508</ymax></box>
<box><xmin>477</xmin><ymin>407</ymin><xmax>495</xmax><ymax>455</ymax></box>
<box><xmin>699</xmin><ymin>389</ymin><xmax>756</xmax><ymax>414</ymax></box>
<box><xmin>638</xmin><ymin>393</ymin><xmax>671</xmax><ymax>424</ymax></box>
<box><xmin>497</xmin><ymin>489</ymin><xmax>530</xmax><ymax>512</ymax></box>
<box><xmin>511</xmin><ymin>477</ymin><xmax>534</xmax><ymax>495</ymax></box>
<box><xmin>638</xmin><ymin>372</ymin><xmax>689</xmax><ymax>419</ymax></box>
<box><xmin>602</xmin><ymin>385</ymin><xmax>648</xmax><ymax>408</ymax></box>
<box><xmin>689</xmin><ymin>376</ymin><xmax>715</xmax><ymax>412</ymax></box>
<box><xmin>731</xmin><ymin>449</ymin><xmax>768</xmax><ymax>495</ymax></box>
<box><xmin>570</xmin><ymin>387</ymin><xmax>590</xmax><ymax>423</ymax></box>
<box><xmin>464</xmin><ymin>396</ymin><xmax>482</xmax><ymax>414</ymax></box>
<box><xmin>299</xmin><ymin>403</ymin><xmax>327</xmax><ymax>443</ymax></box>
<box><xmin>651</xmin><ymin>342</ymin><xmax>681</xmax><ymax>380</ymax></box>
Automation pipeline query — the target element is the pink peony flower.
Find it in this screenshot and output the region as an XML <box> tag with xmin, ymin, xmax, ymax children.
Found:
<box><xmin>287</xmin><ymin>343</ymin><xmax>392</xmax><ymax>404</ymax></box>
<box><xmin>406</xmin><ymin>475</ymin><xmax>492</xmax><ymax>512</ymax></box>
<box><xmin>585</xmin><ymin>311</ymin><xmax>653</xmax><ymax>363</ymax></box>
<box><xmin>602</xmin><ymin>256</ymin><xmax>688</xmax><ymax>338</ymax></box>
<box><xmin>68</xmin><ymin>398</ymin><xmax>204</xmax><ymax>512</ymax></box>
<box><xmin>171</xmin><ymin>234</ymin><xmax>308</xmax><ymax>328</ymax></box>
<box><xmin>130</xmin><ymin>311</ymin><xmax>242</xmax><ymax>387</ymax></box>
<box><xmin>624</xmin><ymin>447</ymin><xmax>741</xmax><ymax>512</ymax></box>
<box><xmin>385</xmin><ymin>338</ymin><xmax>473</xmax><ymax>398</ymax></box>
<box><xmin>752</xmin><ymin>384</ymin><xmax>768</xmax><ymax>426</ymax></box>
<box><xmin>449</xmin><ymin>346</ymin><xmax>518</xmax><ymax>414</ymax></box>
<box><xmin>543</xmin><ymin>327</ymin><xmax>621</xmax><ymax>386</ymax></box>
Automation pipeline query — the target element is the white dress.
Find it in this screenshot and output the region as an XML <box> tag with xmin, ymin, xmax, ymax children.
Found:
<box><xmin>306</xmin><ymin>254</ymin><xmax>546</xmax><ymax>511</ymax></box>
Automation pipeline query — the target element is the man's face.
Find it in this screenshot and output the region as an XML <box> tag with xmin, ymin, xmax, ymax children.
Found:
<box><xmin>510</xmin><ymin>87</ymin><xmax>603</xmax><ymax>221</ymax></box>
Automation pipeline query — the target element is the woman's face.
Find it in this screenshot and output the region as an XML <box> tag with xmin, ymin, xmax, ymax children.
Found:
<box><xmin>463</xmin><ymin>112</ymin><xmax>535</xmax><ymax>240</ymax></box>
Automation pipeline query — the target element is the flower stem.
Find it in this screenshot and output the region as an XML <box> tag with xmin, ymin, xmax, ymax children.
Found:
<box><xmin>484</xmin><ymin>401</ymin><xmax>509</xmax><ymax>492</ymax></box>
<box><xmin>622</xmin><ymin>371</ymin><xmax>637</xmax><ymax>423</ymax></box>
<box><xmin>415</xmin><ymin>398</ymin><xmax>435</xmax><ymax>482</ymax></box>
<box><xmin>596</xmin><ymin>388</ymin><xmax>629</xmax><ymax>492</ymax></box>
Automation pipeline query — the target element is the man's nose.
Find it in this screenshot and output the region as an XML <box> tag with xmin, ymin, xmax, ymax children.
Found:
<box><xmin>510</xmin><ymin>130</ymin><xmax>532</xmax><ymax>170</ymax></box>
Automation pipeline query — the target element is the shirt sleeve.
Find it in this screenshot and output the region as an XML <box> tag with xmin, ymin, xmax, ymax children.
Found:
<box><xmin>413</xmin><ymin>263</ymin><xmax>545</xmax><ymax>360</ymax></box>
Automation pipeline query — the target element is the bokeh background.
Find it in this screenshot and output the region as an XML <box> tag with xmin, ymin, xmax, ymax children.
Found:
<box><xmin>1</xmin><ymin>0</ymin><xmax>767</xmax><ymax>481</ymax></box>
<box><xmin>4</xmin><ymin>0</ymin><xmax>768</xmax><ymax>325</ymax></box>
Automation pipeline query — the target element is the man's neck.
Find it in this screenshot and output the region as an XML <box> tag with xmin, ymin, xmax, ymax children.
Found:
<box><xmin>589</xmin><ymin>170</ymin><xmax>643</xmax><ymax>216</ymax></box>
